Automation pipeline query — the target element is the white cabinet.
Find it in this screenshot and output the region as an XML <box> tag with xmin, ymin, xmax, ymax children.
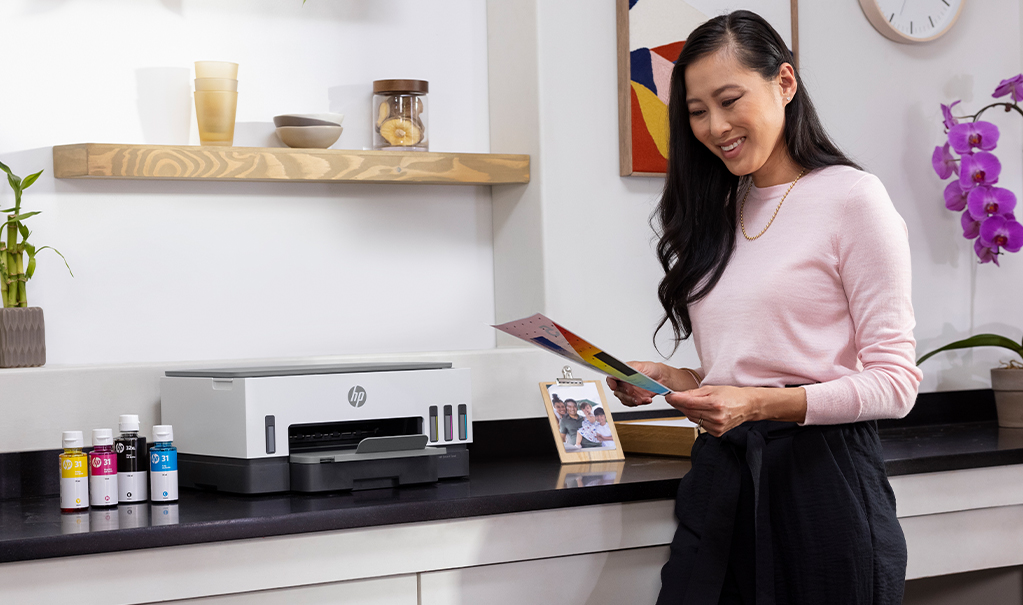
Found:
<box><xmin>163</xmin><ymin>575</ymin><xmax>417</xmax><ymax>605</ymax></box>
<box><xmin>420</xmin><ymin>546</ymin><xmax>669</xmax><ymax>605</ymax></box>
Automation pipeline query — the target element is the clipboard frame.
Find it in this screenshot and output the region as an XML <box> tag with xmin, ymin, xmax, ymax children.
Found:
<box><xmin>540</xmin><ymin>378</ymin><xmax>626</xmax><ymax>464</ymax></box>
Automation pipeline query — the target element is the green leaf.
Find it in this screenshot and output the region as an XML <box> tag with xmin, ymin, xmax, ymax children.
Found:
<box><xmin>36</xmin><ymin>246</ymin><xmax>73</xmax><ymax>277</ymax></box>
<box><xmin>0</xmin><ymin>160</ymin><xmax>12</xmax><ymax>177</ymax></box>
<box><xmin>10</xmin><ymin>211</ymin><xmax>40</xmax><ymax>221</ymax></box>
<box><xmin>20</xmin><ymin>170</ymin><xmax>43</xmax><ymax>190</ymax></box>
<box><xmin>25</xmin><ymin>256</ymin><xmax>35</xmax><ymax>279</ymax></box>
<box><xmin>18</xmin><ymin>223</ymin><xmax>29</xmax><ymax>240</ymax></box>
<box><xmin>917</xmin><ymin>333</ymin><xmax>1023</xmax><ymax>365</ymax></box>
<box><xmin>0</xmin><ymin>207</ymin><xmax>15</xmax><ymax>213</ymax></box>
<box><xmin>6</xmin><ymin>172</ymin><xmax>20</xmax><ymax>193</ymax></box>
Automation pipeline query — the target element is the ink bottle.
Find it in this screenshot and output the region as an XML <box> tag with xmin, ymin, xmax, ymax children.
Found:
<box><xmin>89</xmin><ymin>428</ymin><xmax>118</xmax><ymax>507</ymax></box>
<box><xmin>59</xmin><ymin>431</ymin><xmax>89</xmax><ymax>512</ymax></box>
<box><xmin>149</xmin><ymin>425</ymin><xmax>178</xmax><ymax>503</ymax></box>
<box><xmin>115</xmin><ymin>414</ymin><xmax>148</xmax><ymax>503</ymax></box>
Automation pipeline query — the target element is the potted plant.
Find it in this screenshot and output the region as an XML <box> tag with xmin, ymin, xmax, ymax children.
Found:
<box><xmin>0</xmin><ymin>160</ymin><xmax>71</xmax><ymax>368</ymax></box>
<box><xmin>918</xmin><ymin>336</ymin><xmax>1023</xmax><ymax>427</ymax></box>
<box><xmin>923</xmin><ymin>75</ymin><xmax>1023</xmax><ymax>426</ymax></box>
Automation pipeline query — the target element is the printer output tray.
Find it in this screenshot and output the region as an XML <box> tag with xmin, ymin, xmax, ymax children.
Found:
<box><xmin>178</xmin><ymin>440</ymin><xmax>469</xmax><ymax>494</ymax></box>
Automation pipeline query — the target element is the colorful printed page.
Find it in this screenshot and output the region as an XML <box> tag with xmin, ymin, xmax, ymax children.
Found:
<box><xmin>492</xmin><ymin>313</ymin><xmax>672</xmax><ymax>395</ymax></box>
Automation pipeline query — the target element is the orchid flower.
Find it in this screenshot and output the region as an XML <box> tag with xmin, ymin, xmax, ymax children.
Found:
<box><xmin>993</xmin><ymin>74</ymin><xmax>1023</xmax><ymax>102</ymax></box>
<box><xmin>945</xmin><ymin>180</ymin><xmax>969</xmax><ymax>211</ymax></box>
<box><xmin>932</xmin><ymin>143</ymin><xmax>958</xmax><ymax>179</ymax></box>
<box><xmin>974</xmin><ymin>239</ymin><xmax>1001</xmax><ymax>265</ymax></box>
<box><xmin>961</xmin><ymin>211</ymin><xmax>981</xmax><ymax>239</ymax></box>
<box><xmin>967</xmin><ymin>186</ymin><xmax>1016</xmax><ymax>220</ymax></box>
<box><xmin>948</xmin><ymin>121</ymin><xmax>999</xmax><ymax>154</ymax></box>
<box><xmin>959</xmin><ymin>152</ymin><xmax>1000</xmax><ymax>191</ymax></box>
<box><xmin>941</xmin><ymin>100</ymin><xmax>961</xmax><ymax>130</ymax></box>
<box><xmin>980</xmin><ymin>215</ymin><xmax>1023</xmax><ymax>253</ymax></box>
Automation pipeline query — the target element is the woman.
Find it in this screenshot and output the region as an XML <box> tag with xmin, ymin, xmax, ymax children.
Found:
<box><xmin>607</xmin><ymin>11</ymin><xmax>921</xmax><ymax>605</ymax></box>
<box><xmin>576</xmin><ymin>403</ymin><xmax>602</xmax><ymax>448</ymax></box>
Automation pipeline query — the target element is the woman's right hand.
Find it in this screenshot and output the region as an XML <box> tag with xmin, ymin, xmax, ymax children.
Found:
<box><xmin>607</xmin><ymin>361</ymin><xmax>672</xmax><ymax>408</ymax></box>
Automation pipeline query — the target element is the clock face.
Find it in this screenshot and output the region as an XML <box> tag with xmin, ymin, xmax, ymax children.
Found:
<box><xmin>860</xmin><ymin>0</ymin><xmax>965</xmax><ymax>43</ymax></box>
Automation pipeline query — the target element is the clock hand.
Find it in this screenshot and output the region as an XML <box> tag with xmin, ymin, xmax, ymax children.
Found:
<box><xmin>900</xmin><ymin>0</ymin><xmax>907</xmax><ymax>15</ymax></box>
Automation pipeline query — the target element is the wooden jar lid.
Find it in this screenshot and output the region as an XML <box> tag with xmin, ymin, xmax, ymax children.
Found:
<box><xmin>373</xmin><ymin>79</ymin><xmax>429</xmax><ymax>94</ymax></box>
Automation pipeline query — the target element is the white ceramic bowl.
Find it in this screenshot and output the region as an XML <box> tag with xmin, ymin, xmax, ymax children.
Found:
<box><xmin>273</xmin><ymin>113</ymin><xmax>344</xmax><ymax>128</ymax></box>
<box><xmin>276</xmin><ymin>125</ymin><xmax>343</xmax><ymax>149</ymax></box>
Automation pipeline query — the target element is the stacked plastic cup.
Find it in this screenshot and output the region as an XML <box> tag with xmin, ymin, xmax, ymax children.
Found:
<box><xmin>194</xmin><ymin>61</ymin><xmax>238</xmax><ymax>146</ymax></box>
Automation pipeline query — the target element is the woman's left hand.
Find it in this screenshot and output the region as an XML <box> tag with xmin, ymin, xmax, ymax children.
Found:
<box><xmin>665</xmin><ymin>386</ymin><xmax>759</xmax><ymax>437</ymax></box>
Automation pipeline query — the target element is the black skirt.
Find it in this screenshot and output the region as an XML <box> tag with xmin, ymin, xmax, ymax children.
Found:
<box><xmin>656</xmin><ymin>420</ymin><xmax>907</xmax><ymax>605</ymax></box>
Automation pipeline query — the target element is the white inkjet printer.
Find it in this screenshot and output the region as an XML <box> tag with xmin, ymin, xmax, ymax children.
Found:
<box><xmin>160</xmin><ymin>362</ymin><xmax>472</xmax><ymax>494</ymax></box>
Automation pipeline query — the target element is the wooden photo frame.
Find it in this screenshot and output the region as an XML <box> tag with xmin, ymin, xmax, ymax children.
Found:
<box><xmin>540</xmin><ymin>380</ymin><xmax>625</xmax><ymax>464</ymax></box>
<box><xmin>617</xmin><ymin>0</ymin><xmax>800</xmax><ymax>176</ymax></box>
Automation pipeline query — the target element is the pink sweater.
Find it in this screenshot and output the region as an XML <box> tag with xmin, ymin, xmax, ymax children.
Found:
<box><xmin>689</xmin><ymin>165</ymin><xmax>922</xmax><ymax>425</ymax></box>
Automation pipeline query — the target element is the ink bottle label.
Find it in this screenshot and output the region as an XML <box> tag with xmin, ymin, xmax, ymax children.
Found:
<box><xmin>89</xmin><ymin>448</ymin><xmax>118</xmax><ymax>507</ymax></box>
<box><xmin>115</xmin><ymin>435</ymin><xmax>148</xmax><ymax>502</ymax></box>
<box><xmin>59</xmin><ymin>452</ymin><xmax>89</xmax><ymax>511</ymax></box>
<box><xmin>149</xmin><ymin>448</ymin><xmax>178</xmax><ymax>502</ymax></box>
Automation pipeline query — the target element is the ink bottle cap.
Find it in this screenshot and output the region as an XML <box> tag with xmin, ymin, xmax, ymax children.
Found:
<box><xmin>62</xmin><ymin>431</ymin><xmax>84</xmax><ymax>449</ymax></box>
<box><xmin>92</xmin><ymin>428</ymin><xmax>113</xmax><ymax>446</ymax></box>
<box><xmin>153</xmin><ymin>425</ymin><xmax>174</xmax><ymax>442</ymax></box>
<box><xmin>119</xmin><ymin>415</ymin><xmax>140</xmax><ymax>432</ymax></box>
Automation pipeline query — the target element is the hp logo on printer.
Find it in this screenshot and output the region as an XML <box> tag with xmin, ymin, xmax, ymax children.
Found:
<box><xmin>348</xmin><ymin>386</ymin><xmax>368</xmax><ymax>408</ymax></box>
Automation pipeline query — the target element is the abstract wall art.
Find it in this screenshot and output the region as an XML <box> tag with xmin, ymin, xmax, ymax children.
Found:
<box><xmin>617</xmin><ymin>0</ymin><xmax>799</xmax><ymax>176</ymax></box>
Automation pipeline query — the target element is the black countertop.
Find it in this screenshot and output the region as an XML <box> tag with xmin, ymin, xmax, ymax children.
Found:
<box><xmin>2</xmin><ymin>390</ymin><xmax>1021</xmax><ymax>564</ymax></box>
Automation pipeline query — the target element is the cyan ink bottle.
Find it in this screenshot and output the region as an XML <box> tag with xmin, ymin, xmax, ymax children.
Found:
<box><xmin>149</xmin><ymin>425</ymin><xmax>178</xmax><ymax>502</ymax></box>
<box><xmin>115</xmin><ymin>414</ymin><xmax>148</xmax><ymax>503</ymax></box>
<box><xmin>89</xmin><ymin>428</ymin><xmax>118</xmax><ymax>507</ymax></box>
<box><xmin>59</xmin><ymin>431</ymin><xmax>89</xmax><ymax>512</ymax></box>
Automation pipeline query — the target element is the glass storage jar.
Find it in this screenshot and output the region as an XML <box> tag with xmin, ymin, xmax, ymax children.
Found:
<box><xmin>372</xmin><ymin>79</ymin><xmax>429</xmax><ymax>151</ymax></box>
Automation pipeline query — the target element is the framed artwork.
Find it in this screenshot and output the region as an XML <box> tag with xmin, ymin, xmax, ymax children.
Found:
<box><xmin>617</xmin><ymin>0</ymin><xmax>800</xmax><ymax>176</ymax></box>
<box><xmin>540</xmin><ymin>380</ymin><xmax>625</xmax><ymax>464</ymax></box>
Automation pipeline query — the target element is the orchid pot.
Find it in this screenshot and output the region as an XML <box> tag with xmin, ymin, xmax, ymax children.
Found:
<box><xmin>918</xmin><ymin>335</ymin><xmax>1023</xmax><ymax>429</ymax></box>
<box><xmin>991</xmin><ymin>363</ymin><xmax>1023</xmax><ymax>428</ymax></box>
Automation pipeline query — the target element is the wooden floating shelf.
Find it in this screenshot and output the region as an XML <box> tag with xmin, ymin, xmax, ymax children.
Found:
<box><xmin>52</xmin><ymin>143</ymin><xmax>529</xmax><ymax>186</ymax></box>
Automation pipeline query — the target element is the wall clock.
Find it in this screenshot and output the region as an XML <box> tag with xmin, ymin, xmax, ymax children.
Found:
<box><xmin>858</xmin><ymin>0</ymin><xmax>965</xmax><ymax>43</ymax></box>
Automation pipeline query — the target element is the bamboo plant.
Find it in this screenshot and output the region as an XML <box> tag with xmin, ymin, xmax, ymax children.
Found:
<box><xmin>0</xmin><ymin>160</ymin><xmax>71</xmax><ymax>308</ymax></box>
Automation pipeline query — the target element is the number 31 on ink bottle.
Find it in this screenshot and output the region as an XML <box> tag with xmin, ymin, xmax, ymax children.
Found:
<box><xmin>150</xmin><ymin>425</ymin><xmax>178</xmax><ymax>502</ymax></box>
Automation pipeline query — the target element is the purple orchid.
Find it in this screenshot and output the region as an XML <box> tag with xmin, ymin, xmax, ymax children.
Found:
<box><xmin>945</xmin><ymin>180</ymin><xmax>969</xmax><ymax>211</ymax></box>
<box><xmin>941</xmin><ymin>100</ymin><xmax>961</xmax><ymax>130</ymax></box>
<box><xmin>980</xmin><ymin>215</ymin><xmax>1023</xmax><ymax>253</ymax></box>
<box><xmin>948</xmin><ymin>121</ymin><xmax>999</xmax><ymax>154</ymax></box>
<box><xmin>962</xmin><ymin>211</ymin><xmax>981</xmax><ymax>239</ymax></box>
<box><xmin>932</xmin><ymin>143</ymin><xmax>959</xmax><ymax>179</ymax></box>
<box><xmin>974</xmin><ymin>239</ymin><xmax>1001</xmax><ymax>265</ymax></box>
<box><xmin>960</xmin><ymin>151</ymin><xmax>1000</xmax><ymax>191</ymax></box>
<box><xmin>967</xmin><ymin>186</ymin><xmax>1016</xmax><ymax>220</ymax></box>
<box><xmin>993</xmin><ymin>74</ymin><xmax>1023</xmax><ymax>102</ymax></box>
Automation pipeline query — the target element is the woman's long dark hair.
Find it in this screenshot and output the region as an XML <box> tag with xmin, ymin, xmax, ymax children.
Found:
<box><xmin>655</xmin><ymin>10</ymin><xmax>859</xmax><ymax>352</ymax></box>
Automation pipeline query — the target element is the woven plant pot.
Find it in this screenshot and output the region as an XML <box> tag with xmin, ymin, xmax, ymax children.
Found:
<box><xmin>0</xmin><ymin>307</ymin><xmax>46</xmax><ymax>368</ymax></box>
<box><xmin>992</xmin><ymin>367</ymin><xmax>1023</xmax><ymax>428</ymax></box>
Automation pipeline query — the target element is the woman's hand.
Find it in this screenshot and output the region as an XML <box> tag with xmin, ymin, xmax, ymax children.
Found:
<box><xmin>666</xmin><ymin>386</ymin><xmax>807</xmax><ymax>437</ymax></box>
<box><xmin>606</xmin><ymin>361</ymin><xmax>681</xmax><ymax>407</ymax></box>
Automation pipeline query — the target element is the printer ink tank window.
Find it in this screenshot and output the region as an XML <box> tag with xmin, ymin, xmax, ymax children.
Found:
<box><xmin>287</xmin><ymin>417</ymin><xmax>423</xmax><ymax>453</ymax></box>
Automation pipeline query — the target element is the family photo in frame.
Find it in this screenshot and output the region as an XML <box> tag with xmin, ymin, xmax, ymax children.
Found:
<box><xmin>540</xmin><ymin>380</ymin><xmax>625</xmax><ymax>464</ymax></box>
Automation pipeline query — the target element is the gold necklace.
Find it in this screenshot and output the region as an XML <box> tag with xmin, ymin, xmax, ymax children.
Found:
<box><xmin>739</xmin><ymin>169</ymin><xmax>806</xmax><ymax>241</ymax></box>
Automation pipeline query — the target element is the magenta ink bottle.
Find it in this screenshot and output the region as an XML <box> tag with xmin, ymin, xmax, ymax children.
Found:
<box><xmin>115</xmin><ymin>414</ymin><xmax>148</xmax><ymax>503</ymax></box>
<box><xmin>59</xmin><ymin>431</ymin><xmax>89</xmax><ymax>512</ymax></box>
<box><xmin>89</xmin><ymin>428</ymin><xmax>118</xmax><ymax>507</ymax></box>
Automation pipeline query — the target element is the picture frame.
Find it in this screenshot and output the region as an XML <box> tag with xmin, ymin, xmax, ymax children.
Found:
<box><xmin>617</xmin><ymin>0</ymin><xmax>800</xmax><ymax>176</ymax></box>
<box><xmin>540</xmin><ymin>380</ymin><xmax>625</xmax><ymax>464</ymax></box>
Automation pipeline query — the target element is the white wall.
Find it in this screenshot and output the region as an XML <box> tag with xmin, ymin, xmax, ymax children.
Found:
<box><xmin>1</xmin><ymin>0</ymin><xmax>1021</xmax><ymax>452</ymax></box>
<box><xmin>0</xmin><ymin>0</ymin><xmax>495</xmax><ymax>365</ymax></box>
